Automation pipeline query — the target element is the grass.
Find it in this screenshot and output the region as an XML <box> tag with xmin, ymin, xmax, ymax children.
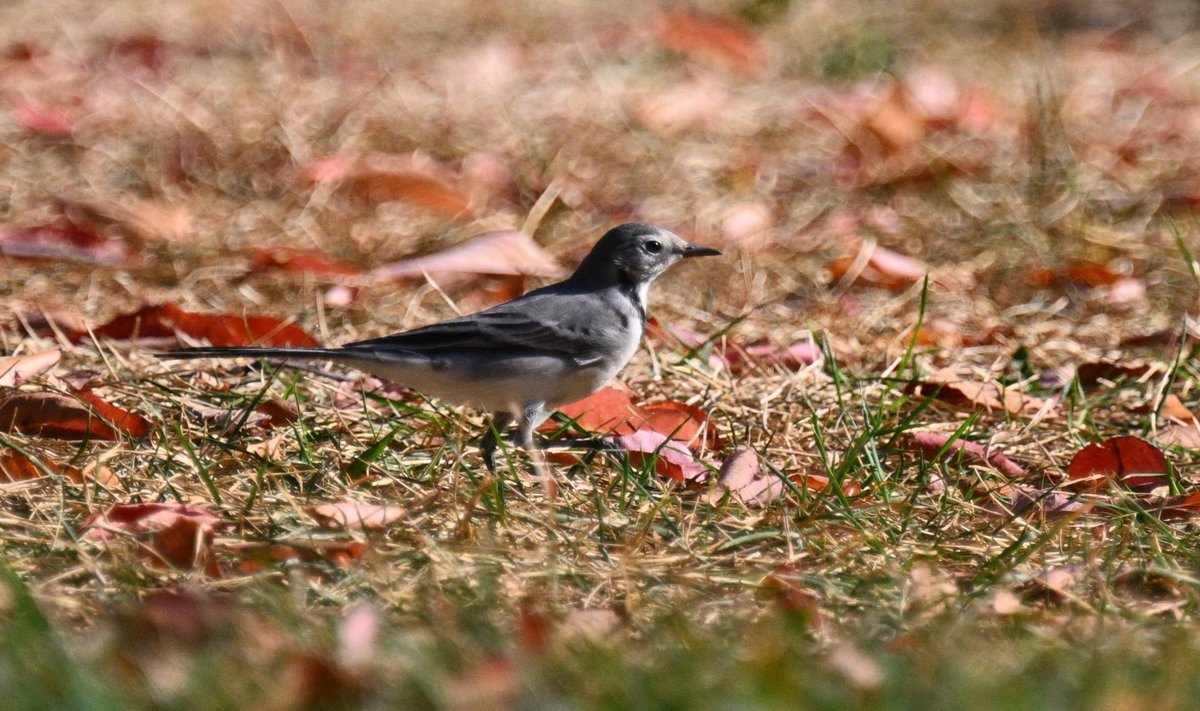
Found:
<box><xmin>4</xmin><ymin>0</ymin><xmax>1200</xmax><ymax>708</ymax></box>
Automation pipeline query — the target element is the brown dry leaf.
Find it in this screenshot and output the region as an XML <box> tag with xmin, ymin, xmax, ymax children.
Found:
<box><xmin>1160</xmin><ymin>394</ymin><xmax>1195</xmax><ymax>422</ymax></box>
<box><xmin>0</xmin><ymin>349</ymin><xmax>60</xmax><ymax>387</ymax></box>
<box><xmin>910</xmin><ymin>368</ymin><xmax>1048</xmax><ymax>417</ymax></box>
<box><xmin>370</xmin><ymin>230</ymin><xmax>562</xmax><ymax>282</ymax></box>
<box><xmin>0</xmin><ymin>447</ymin><xmax>117</xmax><ymax>488</ymax></box>
<box><xmin>247</xmin><ymin>433</ymin><xmax>289</xmax><ymax>461</ymax></box>
<box><xmin>828</xmin><ymin>241</ymin><xmax>929</xmax><ymax>291</ymax></box>
<box><xmin>87</xmin><ymin>302</ymin><xmax>318</xmax><ymax>348</ymax></box>
<box><xmin>0</xmin><ymin>389</ymin><xmax>151</xmax><ymax>440</ymax></box>
<box><xmin>307</xmin><ymin>502</ymin><xmax>407</xmax><ymax>531</ymax></box>
<box><xmin>705</xmin><ymin>448</ymin><xmax>787</xmax><ymax>507</ymax></box>
<box><xmin>224</xmin><ymin>540</ymin><xmax>367</xmax><ymax>573</ymax></box>
<box><xmin>1065</xmin><ymin>435</ymin><xmax>1169</xmax><ymax>493</ymax></box>
<box><xmin>84</xmin><ymin>502</ymin><xmax>223</xmax><ymax>572</ymax></box>
<box><xmin>1157</xmin><ymin>423</ymin><xmax>1200</xmax><ymax>449</ymax></box>
<box><xmin>306</xmin><ymin>154</ymin><xmax>474</xmax><ymax>217</ymax></box>
<box><xmin>903</xmin><ymin>431</ymin><xmax>1026</xmax><ymax>478</ymax></box>
<box><xmin>653</xmin><ymin>11</ymin><xmax>765</xmax><ymax>75</ymax></box>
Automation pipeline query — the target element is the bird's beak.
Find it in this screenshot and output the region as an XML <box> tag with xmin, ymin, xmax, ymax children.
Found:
<box><xmin>681</xmin><ymin>244</ymin><xmax>721</xmax><ymax>258</ymax></box>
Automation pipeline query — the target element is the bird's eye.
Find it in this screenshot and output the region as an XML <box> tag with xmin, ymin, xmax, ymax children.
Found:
<box><xmin>644</xmin><ymin>240</ymin><xmax>663</xmax><ymax>254</ymax></box>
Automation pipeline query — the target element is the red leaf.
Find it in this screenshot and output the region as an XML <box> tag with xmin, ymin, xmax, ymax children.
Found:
<box><xmin>250</xmin><ymin>247</ymin><xmax>362</xmax><ymax>278</ymax></box>
<box><xmin>306</xmin><ymin>502</ymin><xmax>406</xmax><ymax>531</ymax></box>
<box><xmin>0</xmin><ymin>220</ymin><xmax>135</xmax><ymax>265</ymax></box>
<box><xmin>0</xmin><ymin>389</ymin><xmax>150</xmax><ymax>440</ymax></box>
<box><xmin>13</xmin><ymin>102</ymin><xmax>73</xmax><ymax>136</ymax></box>
<box><xmin>1159</xmin><ymin>491</ymin><xmax>1200</xmax><ymax>520</ymax></box>
<box><xmin>1065</xmin><ymin>436</ymin><xmax>1169</xmax><ymax>493</ymax></box>
<box><xmin>654</xmin><ymin>11</ymin><xmax>765</xmax><ymax>75</ymax></box>
<box><xmin>87</xmin><ymin>302</ymin><xmax>318</xmax><ymax>348</ymax></box>
<box><xmin>609</xmin><ymin>429</ymin><xmax>709</xmax><ymax>483</ymax></box>
<box><xmin>904</xmin><ymin>431</ymin><xmax>1026</xmax><ymax>478</ymax></box>
<box><xmin>369</xmin><ymin>230</ymin><xmax>562</xmax><ymax>282</ymax></box>
<box><xmin>0</xmin><ymin>349</ymin><xmax>60</xmax><ymax>387</ymax></box>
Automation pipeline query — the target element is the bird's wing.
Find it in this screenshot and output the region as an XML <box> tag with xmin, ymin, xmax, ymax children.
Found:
<box><xmin>343</xmin><ymin>292</ymin><xmax>610</xmax><ymax>365</ymax></box>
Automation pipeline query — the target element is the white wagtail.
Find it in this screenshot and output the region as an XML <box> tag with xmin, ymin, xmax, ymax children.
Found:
<box><xmin>160</xmin><ymin>223</ymin><xmax>720</xmax><ymax>470</ymax></box>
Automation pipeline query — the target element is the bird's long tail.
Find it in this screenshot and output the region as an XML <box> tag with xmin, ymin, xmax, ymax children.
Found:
<box><xmin>155</xmin><ymin>346</ymin><xmax>350</xmax><ymax>361</ymax></box>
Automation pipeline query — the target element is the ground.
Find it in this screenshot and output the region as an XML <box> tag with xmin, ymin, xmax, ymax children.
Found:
<box><xmin>3</xmin><ymin>1</ymin><xmax>1200</xmax><ymax>709</ymax></box>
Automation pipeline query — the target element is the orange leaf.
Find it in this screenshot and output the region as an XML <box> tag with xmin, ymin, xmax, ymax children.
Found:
<box><xmin>250</xmin><ymin>247</ymin><xmax>361</xmax><ymax>278</ymax></box>
<box><xmin>554</xmin><ymin>387</ymin><xmax>642</xmax><ymax>436</ymax></box>
<box><xmin>0</xmin><ymin>389</ymin><xmax>150</xmax><ymax>440</ymax></box>
<box><xmin>306</xmin><ymin>154</ymin><xmax>473</xmax><ymax>217</ymax></box>
<box><xmin>654</xmin><ymin>11</ymin><xmax>765</xmax><ymax>75</ymax></box>
<box><xmin>1065</xmin><ymin>436</ymin><xmax>1169</xmax><ymax>493</ymax></box>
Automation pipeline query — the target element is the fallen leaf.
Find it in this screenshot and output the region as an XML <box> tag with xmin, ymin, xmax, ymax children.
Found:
<box><xmin>250</xmin><ymin>247</ymin><xmax>362</xmax><ymax>279</ymax></box>
<box><xmin>553</xmin><ymin>387</ymin><xmax>716</xmax><ymax>446</ymax></box>
<box><xmin>87</xmin><ymin>302</ymin><xmax>318</xmax><ymax>348</ymax></box>
<box><xmin>13</xmin><ymin>101</ymin><xmax>73</xmax><ymax>136</ymax></box>
<box><xmin>0</xmin><ymin>389</ymin><xmax>151</xmax><ymax>440</ymax></box>
<box><xmin>1156</xmin><ymin>423</ymin><xmax>1200</xmax><ymax>449</ymax></box>
<box><xmin>903</xmin><ymin>431</ymin><xmax>1026</xmax><ymax>478</ymax></box>
<box><xmin>0</xmin><ymin>220</ymin><xmax>135</xmax><ymax>266</ymax></box>
<box><xmin>306</xmin><ymin>502</ymin><xmax>406</xmax><ymax>531</ymax></box>
<box><xmin>1006</xmin><ymin>486</ymin><xmax>1092</xmax><ymax>518</ymax></box>
<box><xmin>553</xmin><ymin>386</ymin><xmax>642</xmax><ymax>436</ymax></box>
<box><xmin>0</xmin><ymin>447</ymin><xmax>114</xmax><ymax>486</ymax></box>
<box><xmin>1159</xmin><ymin>394</ymin><xmax>1195</xmax><ymax>422</ymax></box>
<box><xmin>653</xmin><ymin>11</ymin><xmax>765</xmax><ymax>75</ymax></box>
<box><xmin>224</xmin><ymin>540</ymin><xmax>367</xmax><ymax>572</ymax></box>
<box><xmin>1158</xmin><ymin>491</ymin><xmax>1200</xmax><ymax>519</ymax></box>
<box><xmin>711</xmin><ymin>340</ymin><xmax>823</xmax><ymax>373</ymax></box>
<box><xmin>862</xmin><ymin>85</ymin><xmax>924</xmax><ymax>155</ymax></box>
<box><xmin>0</xmin><ymin>349</ymin><xmax>60</xmax><ymax>387</ymax></box>
<box><xmin>609</xmin><ymin>429</ymin><xmax>709</xmax><ymax>483</ymax></box>
<box><xmin>910</xmin><ymin>368</ymin><xmax>1048</xmax><ymax>417</ymax></box>
<box><xmin>306</xmin><ymin>154</ymin><xmax>474</xmax><ymax>217</ymax></box>
<box><xmin>255</xmin><ymin>399</ymin><xmax>298</xmax><ymax>428</ymax></box>
<box><xmin>337</xmin><ymin>604</ymin><xmax>381</xmax><ymax>671</ymax></box>
<box><xmin>1071</xmin><ymin>360</ymin><xmax>1155</xmax><ymax>389</ymax></box>
<box><xmin>705</xmin><ymin>448</ymin><xmax>786</xmax><ymax>506</ymax></box>
<box><xmin>1065</xmin><ymin>436</ymin><xmax>1169</xmax><ymax>493</ymax></box>
<box><xmin>84</xmin><ymin>502</ymin><xmax>223</xmax><ymax>572</ymax></box>
<box><xmin>369</xmin><ymin>230</ymin><xmax>562</xmax><ymax>282</ymax></box>
<box><xmin>828</xmin><ymin>241</ymin><xmax>929</xmax><ymax>291</ymax></box>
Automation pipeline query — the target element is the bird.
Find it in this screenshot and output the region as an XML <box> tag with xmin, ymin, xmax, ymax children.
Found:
<box><xmin>158</xmin><ymin>222</ymin><xmax>720</xmax><ymax>472</ymax></box>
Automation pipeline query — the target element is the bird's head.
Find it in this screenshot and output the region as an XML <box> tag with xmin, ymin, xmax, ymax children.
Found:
<box><xmin>572</xmin><ymin>223</ymin><xmax>721</xmax><ymax>287</ymax></box>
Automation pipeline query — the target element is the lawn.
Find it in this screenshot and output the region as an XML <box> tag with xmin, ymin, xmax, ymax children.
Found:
<box><xmin>3</xmin><ymin>1</ymin><xmax>1200</xmax><ymax>708</ymax></box>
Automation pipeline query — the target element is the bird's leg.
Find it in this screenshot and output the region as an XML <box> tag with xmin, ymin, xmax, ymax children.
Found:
<box><xmin>481</xmin><ymin>411</ymin><xmax>515</xmax><ymax>474</ymax></box>
<box><xmin>517</xmin><ymin>402</ymin><xmax>557</xmax><ymax>499</ymax></box>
